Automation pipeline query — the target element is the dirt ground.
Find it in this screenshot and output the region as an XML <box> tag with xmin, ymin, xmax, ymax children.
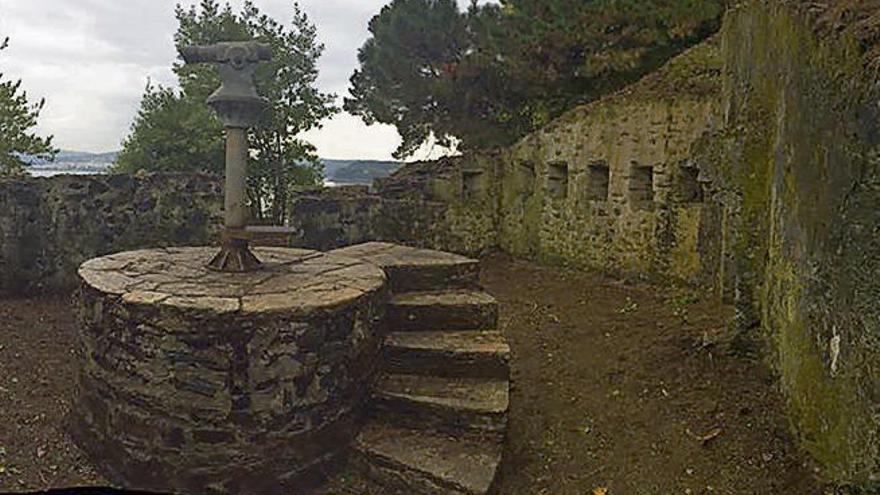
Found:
<box><xmin>482</xmin><ymin>254</ymin><xmax>824</xmax><ymax>495</ymax></box>
<box><xmin>0</xmin><ymin>295</ymin><xmax>103</xmax><ymax>490</ymax></box>
<box><xmin>0</xmin><ymin>254</ymin><xmax>825</xmax><ymax>494</ymax></box>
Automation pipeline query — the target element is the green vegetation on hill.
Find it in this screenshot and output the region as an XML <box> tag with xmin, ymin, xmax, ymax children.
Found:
<box><xmin>327</xmin><ymin>160</ymin><xmax>402</xmax><ymax>184</ymax></box>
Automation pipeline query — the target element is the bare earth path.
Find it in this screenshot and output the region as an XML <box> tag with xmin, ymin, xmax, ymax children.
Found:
<box><xmin>0</xmin><ymin>254</ymin><xmax>823</xmax><ymax>494</ymax></box>
<box><xmin>482</xmin><ymin>254</ymin><xmax>823</xmax><ymax>495</ymax></box>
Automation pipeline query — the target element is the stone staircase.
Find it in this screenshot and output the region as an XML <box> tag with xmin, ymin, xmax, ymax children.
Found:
<box><xmin>329</xmin><ymin>243</ymin><xmax>510</xmax><ymax>495</ymax></box>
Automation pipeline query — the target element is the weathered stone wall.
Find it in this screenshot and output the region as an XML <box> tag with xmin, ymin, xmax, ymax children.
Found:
<box><xmin>497</xmin><ymin>45</ymin><xmax>722</xmax><ymax>283</ymax></box>
<box><xmin>375</xmin><ymin>40</ymin><xmax>725</xmax><ymax>286</ymax></box>
<box><xmin>71</xmin><ymin>247</ymin><xmax>388</xmax><ymax>493</ymax></box>
<box><xmin>700</xmin><ymin>1</ymin><xmax>880</xmax><ymax>487</ymax></box>
<box><xmin>0</xmin><ymin>174</ymin><xmax>222</xmax><ymax>296</ymax></box>
<box><xmin>291</xmin><ymin>173</ymin><xmax>497</xmax><ymax>257</ymax></box>
<box><xmin>0</xmin><ymin>176</ymin><xmax>491</xmax><ymax>297</ymax></box>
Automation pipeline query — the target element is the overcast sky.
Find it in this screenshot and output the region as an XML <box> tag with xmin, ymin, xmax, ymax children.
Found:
<box><xmin>0</xmin><ymin>0</ymin><xmax>480</xmax><ymax>161</ymax></box>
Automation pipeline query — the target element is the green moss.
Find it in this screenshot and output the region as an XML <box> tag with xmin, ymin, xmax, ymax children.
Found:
<box><xmin>430</xmin><ymin>177</ymin><xmax>460</xmax><ymax>203</ymax></box>
<box><xmin>441</xmin><ymin>202</ymin><xmax>496</xmax><ymax>256</ymax></box>
<box><xmin>668</xmin><ymin>206</ymin><xmax>703</xmax><ymax>282</ymax></box>
<box><xmin>710</xmin><ymin>2</ymin><xmax>880</xmax><ymax>487</ymax></box>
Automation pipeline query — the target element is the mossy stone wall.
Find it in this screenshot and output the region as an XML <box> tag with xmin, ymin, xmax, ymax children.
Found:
<box><xmin>497</xmin><ymin>97</ymin><xmax>721</xmax><ymax>283</ymax></box>
<box><xmin>0</xmin><ymin>174</ymin><xmax>222</xmax><ymax>296</ymax></box>
<box><xmin>289</xmin><ymin>176</ymin><xmax>496</xmax><ymax>257</ymax></box>
<box><xmin>0</xmin><ymin>175</ymin><xmax>494</xmax><ymax>297</ymax></box>
<box><xmin>711</xmin><ymin>2</ymin><xmax>880</xmax><ymax>486</ymax></box>
<box><xmin>374</xmin><ymin>40</ymin><xmax>726</xmax><ymax>285</ymax></box>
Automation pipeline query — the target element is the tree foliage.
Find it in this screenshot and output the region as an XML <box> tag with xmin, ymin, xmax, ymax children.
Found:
<box><xmin>116</xmin><ymin>0</ymin><xmax>337</xmax><ymax>224</ymax></box>
<box><xmin>346</xmin><ymin>0</ymin><xmax>725</xmax><ymax>158</ymax></box>
<box><xmin>345</xmin><ymin>0</ymin><xmax>471</xmax><ymax>159</ymax></box>
<box><xmin>0</xmin><ymin>37</ymin><xmax>56</xmax><ymax>177</ymax></box>
<box><xmin>492</xmin><ymin>0</ymin><xmax>725</xmax><ymax>124</ymax></box>
<box><xmin>116</xmin><ymin>83</ymin><xmax>224</xmax><ymax>174</ymax></box>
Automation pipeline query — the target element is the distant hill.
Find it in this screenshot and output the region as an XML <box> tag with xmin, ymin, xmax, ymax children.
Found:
<box><xmin>323</xmin><ymin>159</ymin><xmax>403</xmax><ymax>185</ymax></box>
<box><xmin>22</xmin><ymin>150</ymin><xmax>119</xmax><ymax>166</ymax></box>
<box><xmin>21</xmin><ymin>150</ymin><xmax>119</xmax><ymax>176</ymax></box>
<box><xmin>21</xmin><ymin>151</ymin><xmax>402</xmax><ymax>185</ymax></box>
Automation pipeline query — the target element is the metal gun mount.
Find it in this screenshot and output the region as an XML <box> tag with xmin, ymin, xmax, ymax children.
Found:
<box><xmin>180</xmin><ymin>41</ymin><xmax>273</xmax><ymax>272</ymax></box>
<box><xmin>181</xmin><ymin>42</ymin><xmax>272</xmax><ymax>128</ymax></box>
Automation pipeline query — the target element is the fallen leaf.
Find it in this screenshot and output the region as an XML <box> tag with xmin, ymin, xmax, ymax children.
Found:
<box><xmin>699</xmin><ymin>427</ymin><xmax>723</xmax><ymax>445</ymax></box>
<box><xmin>593</xmin><ymin>488</ymin><xmax>608</xmax><ymax>495</ymax></box>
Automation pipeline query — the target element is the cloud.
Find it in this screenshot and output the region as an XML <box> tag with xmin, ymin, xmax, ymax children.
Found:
<box><xmin>0</xmin><ymin>0</ymin><xmax>481</xmax><ymax>159</ymax></box>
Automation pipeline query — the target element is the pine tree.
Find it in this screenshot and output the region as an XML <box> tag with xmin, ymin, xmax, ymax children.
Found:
<box><xmin>346</xmin><ymin>0</ymin><xmax>725</xmax><ymax>158</ymax></box>
<box><xmin>345</xmin><ymin>0</ymin><xmax>471</xmax><ymax>159</ymax></box>
<box><xmin>492</xmin><ymin>0</ymin><xmax>726</xmax><ymax>125</ymax></box>
<box><xmin>0</xmin><ymin>37</ymin><xmax>56</xmax><ymax>177</ymax></box>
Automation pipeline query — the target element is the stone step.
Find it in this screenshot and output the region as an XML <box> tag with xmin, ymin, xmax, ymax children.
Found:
<box><xmin>330</xmin><ymin>242</ymin><xmax>481</xmax><ymax>293</ymax></box>
<box><xmin>354</xmin><ymin>422</ymin><xmax>502</xmax><ymax>495</ymax></box>
<box><xmin>384</xmin><ymin>331</ymin><xmax>510</xmax><ymax>379</ymax></box>
<box><xmin>387</xmin><ymin>291</ymin><xmax>498</xmax><ymax>332</ymax></box>
<box><xmin>371</xmin><ymin>374</ymin><xmax>508</xmax><ymax>437</ymax></box>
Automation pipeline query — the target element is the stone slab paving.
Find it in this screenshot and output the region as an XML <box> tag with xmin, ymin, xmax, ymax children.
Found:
<box><xmin>373</xmin><ymin>374</ymin><xmax>509</xmax><ymax>437</ymax></box>
<box><xmin>387</xmin><ymin>290</ymin><xmax>499</xmax><ymax>331</ymax></box>
<box><xmin>377</xmin><ymin>374</ymin><xmax>509</xmax><ymax>414</ymax></box>
<box><xmin>330</xmin><ymin>242</ymin><xmax>480</xmax><ymax>293</ymax></box>
<box><xmin>79</xmin><ymin>247</ymin><xmax>386</xmax><ymax>315</ymax></box>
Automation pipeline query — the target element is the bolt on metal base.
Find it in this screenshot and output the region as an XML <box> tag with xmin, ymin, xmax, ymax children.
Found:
<box><xmin>207</xmin><ymin>230</ymin><xmax>263</xmax><ymax>272</ymax></box>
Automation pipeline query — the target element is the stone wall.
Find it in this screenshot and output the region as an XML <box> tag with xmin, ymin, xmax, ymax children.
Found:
<box><xmin>290</xmin><ymin>177</ymin><xmax>497</xmax><ymax>257</ymax></box>
<box><xmin>698</xmin><ymin>1</ymin><xmax>880</xmax><ymax>487</ymax></box>
<box><xmin>0</xmin><ymin>176</ymin><xmax>490</xmax><ymax>297</ymax></box>
<box><xmin>0</xmin><ymin>174</ymin><xmax>222</xmax><ymax>296</ymax></box>
<box><xmin>497</xmin><ymin>39</ymin><xmax>723</xmax><ymax>284</ymax></box>
<box><xmin>0</xmin><ymin>41</ymin><xmax>722</xmax><ymax>298</ymax></box>
<box><xmin>375</xmin><ymin>39</ymin><xmax>725</xmax><ymax>287</ymax></box>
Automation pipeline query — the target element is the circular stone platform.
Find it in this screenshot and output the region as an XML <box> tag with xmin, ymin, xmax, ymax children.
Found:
<box><xmin>70</xmin><ymin>247</ymin><xmax>388</xmax><ymax>494</ymax></box>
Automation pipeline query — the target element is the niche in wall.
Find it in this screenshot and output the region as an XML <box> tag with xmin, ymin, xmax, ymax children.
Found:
<box><xmin>586</xmin><ymin>162</ymin><xmax>610</xmax><ymax>201</ymax></box>
<box><xmin>519</xmin><ymin>161</ymin><xmax>536</xmax><ymax>194</ymax></box>
<box><xmin>677</xmin><ymin>165</ymin><xmax>704</xmax><ymax>203</ymax></box>
<box><xmin>629</xmin><ymin>164</ymin><xmax>654</xmax><ymax>203</ymax></box>
<box><xmin>462</xmin><ymin>169</ymin><xmax>486</xmax><ymax>201</ymax></box>
<box><xmin>547</xmin><ymin>162</ymin><xmax>569</xmax><ymax>199</ymax></box>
